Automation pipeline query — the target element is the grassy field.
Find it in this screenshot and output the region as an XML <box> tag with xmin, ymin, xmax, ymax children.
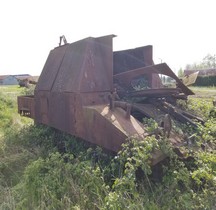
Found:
<box><xmin>0</xmin><ymin>85</ymin><xmax>215</xmax><ymax>210</ymax></box>
<box><xmin>0</xmin><ymin>85</ymin><xmax>22</xmax><ymax>97</ymax></box>
<box><xmin>190</xmin><ymin>86</ymin><xmax>216</xmax><ymax>98</ymax></box>
<box><xmin>0</xmin><ymin>85</ymin><xmax>32</xmax><ymax>137</ymax></box>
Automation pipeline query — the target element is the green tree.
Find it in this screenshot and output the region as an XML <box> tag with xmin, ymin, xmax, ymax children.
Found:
<box><xmin>178</xmin><ymin>68</ymin><xmax>184</xmax><ymax>77</ymax></box>
<box><xmin>185</xmin><ymin>54</ymin><xmax>216</xmax><ymax>70</ymax></box>
<box><xmin>202</xmin><ymin>54</ymin><xmax>216</xmax><ymax>68</ymax></box>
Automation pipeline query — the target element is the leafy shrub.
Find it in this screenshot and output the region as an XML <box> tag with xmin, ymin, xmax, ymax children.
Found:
<box><xmin>187</xmin><ymin>98</ymin><xmax>213</xmax><ymax>119</ymax></box>
<box><xmin>21</xmin><ymin>85</ymin><xmax>35</xmax><ymax>96</ymax></box>
<box><xmin>194</xmin><ymin>75</ymin><xmax>216</xmax><ymax>86</ymax></box>
<box><xmin>12</xmin><ymin>152</ymin><xmax>108</xmax><ymax>210</ymax></box>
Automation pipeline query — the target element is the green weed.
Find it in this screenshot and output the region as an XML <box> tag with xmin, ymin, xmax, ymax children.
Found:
<box><xmin>0</xmin><ymin>86</ymin><xmax>216</xmax><ymax>209</ymax></box>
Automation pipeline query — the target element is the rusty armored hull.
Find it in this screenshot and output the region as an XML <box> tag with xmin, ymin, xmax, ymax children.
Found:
<box><xmin>18</xmin><ymin>35</ymin><xmax>200</xmax><ymax>165</ymax></box>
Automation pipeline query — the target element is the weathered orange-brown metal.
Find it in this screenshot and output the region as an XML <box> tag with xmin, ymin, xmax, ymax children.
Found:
<box><xmin>18</xmin><ymin>35</ymin><xmax>198</xmax><ymax>165</ymax></box>
<box><xmin>17</xmin><ymin>96</ymin><xmax>35</xmax><ymax>118</ymax></box>
<box><xmin>114</xmin><ymin>63</ymin><xmax>194</xmax><ymax>95</ymax></box>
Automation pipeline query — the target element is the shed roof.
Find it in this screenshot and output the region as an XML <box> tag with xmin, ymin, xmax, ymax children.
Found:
<box><xmin>0</xmin><ymin>75</ymin><xmax>10</xmax><ymax>80</ymax></box>
<box><xmin>184</xmin><ymin>69</ymin><xmax>216</xmax><ymax>76</ymax></box>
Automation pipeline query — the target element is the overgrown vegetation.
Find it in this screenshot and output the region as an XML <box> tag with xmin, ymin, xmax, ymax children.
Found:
<box><xmin>0</xmin><ymin>86</ymin><xmax>215</xmax><ymax>209</ymax></box>
<box><xmin>193</xmin><ymin>75</ymin><xmax>216</xmax><ymax>86</ymax></box>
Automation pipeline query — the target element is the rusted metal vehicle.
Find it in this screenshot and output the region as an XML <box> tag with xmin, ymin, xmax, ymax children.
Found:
<box><xmin>18</xmin><ymin>35</ymin><xmax>202</xmax><ymax>165</ymax></box>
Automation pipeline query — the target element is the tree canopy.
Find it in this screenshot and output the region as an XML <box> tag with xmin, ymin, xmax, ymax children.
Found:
<box><xmin>185</xmin><ymin>54</ymin><xmax>216</xmax><ymax>70</ymax></box>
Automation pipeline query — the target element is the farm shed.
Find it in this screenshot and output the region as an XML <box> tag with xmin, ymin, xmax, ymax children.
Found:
<box><xmin>184</xmin><ymin>69</ymin><xmax>216</xmax><ymax>76</ymax></box>
<box><xmin>0</xmin><ymin>75</ymin><xmax>19</xmax><ymax>85</ymax></box>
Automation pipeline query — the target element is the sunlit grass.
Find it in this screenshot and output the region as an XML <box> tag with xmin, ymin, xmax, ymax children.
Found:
<box><xmin>0</xmin><ymin>85</ymin><xmax>21</xmax><ymax>92</ymax></box>
<box><xmin>0</xmin><ymin>86</ymin><xmax>33</xmax><ymax>135</ymax></box>
<box><xmin>189</xmin><ymin>86</ymin><xmax>216</xmax><ymax>99</ymax></box>
<box><xmin>0</xmin><ymin>85</ymin><xmax>215</xmax><ymax>210</ymax></box>
<box><xmin>190</xmin><ymin>86</ymin><xmax>216</xmax><ymax>90</ymax></box>
<box><xmin>0</xmin><ymin>85</ymin><xmax>23</xmax><ymax>100</ymax></box>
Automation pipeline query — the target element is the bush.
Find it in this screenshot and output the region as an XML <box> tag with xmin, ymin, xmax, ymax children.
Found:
<box><xmin>194</xmin><ymin>75</ymin><xmax>216</xmax><ymax>86</ymax></box>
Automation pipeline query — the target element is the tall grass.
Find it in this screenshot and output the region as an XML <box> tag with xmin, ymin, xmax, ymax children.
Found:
<box><xmin>0</xmin><ymin>86</ymin><xmax>215</xmax><ymax>209</ymax></box>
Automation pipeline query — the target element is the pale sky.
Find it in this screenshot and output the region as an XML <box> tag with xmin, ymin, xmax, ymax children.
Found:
<box><xmin>0</xmin><ymin>0</ymin><xmax>215</xmax><ymax>76</ymax></box>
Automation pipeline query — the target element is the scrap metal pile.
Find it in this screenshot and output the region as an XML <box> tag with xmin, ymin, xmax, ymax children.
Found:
<box><xmin>18</xmin><ymin>35</ymin><xmax>202</xmax><ymax>165</ymax></box>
